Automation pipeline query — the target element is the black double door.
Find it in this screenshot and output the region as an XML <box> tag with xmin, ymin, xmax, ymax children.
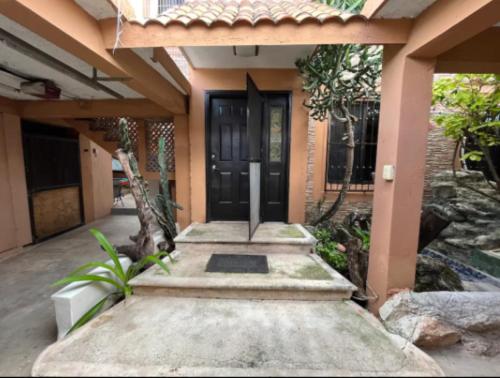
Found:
<box><xmin>207</xmin><ymin>93</ymin><xmax>289</xmax><ymax>222</ymax></box>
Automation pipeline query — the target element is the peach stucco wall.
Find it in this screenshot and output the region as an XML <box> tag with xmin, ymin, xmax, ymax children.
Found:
<box><xmin>188</xmin><ymin>69</ymin><xmax>309</xmax><ymax>224</ymax></box>
<box><xmin>0</xmin><ymin>113</ymin><xmax>32</xmax><ymax>253</ymax></box>
<box><xmin>80</xmin><ymin>134</ymin><xmax>113</xmax><ymax>223</ymax></box>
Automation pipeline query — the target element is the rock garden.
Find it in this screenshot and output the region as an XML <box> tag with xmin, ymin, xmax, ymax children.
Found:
<box><xmin>308</xmin><ymin>169</ymin><xmax>500</xmax><ymax>359</ymax></box>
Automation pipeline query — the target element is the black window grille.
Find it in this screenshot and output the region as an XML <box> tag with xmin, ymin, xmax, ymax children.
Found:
<box><xmin>158</xmin><ymin>0</ymin><xmax>184</xmax><ymax>14</ymax></box>
<box><xmin>326</xmin><ymin>100</ymin><xmax>380</xmax><ymax>192</ymax></box>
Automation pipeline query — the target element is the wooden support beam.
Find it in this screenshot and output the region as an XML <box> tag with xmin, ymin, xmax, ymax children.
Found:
<box><xmin>0</xmin><ymin>96</ymin><xmax>19</xmax><ymax>115</ymax></box>
<box><xmin>100</xmin><ymin>18</ymin><xmax>412</xmax><ymax>48</ymax></box>
<box><xmin>153</xmin><ymin>48</ymin><xmax>191</xmax><ymax>95</ymax></box>
<box><xmin>16</xmin><ymin>99</ymin><xmax>170</xmax><ymax>119</ymax></box>
<box><xmin>407</xmin><ymin>0</ymin><xmax>500</xmax><ymax>58</ymax></box>
<box><xmin>435</xmin><ymin>28</ymin><xmax>500</xmax><ymax>73</ymax></box>
<box><xmin>361</xmin><ymin>0</ymin><xmax>388</xmax><ymax>19</ymax></box>
<box><xmin>0</xmin><ymin>0</ymin><xmax>187</xmax><ymax>114</ymax></box>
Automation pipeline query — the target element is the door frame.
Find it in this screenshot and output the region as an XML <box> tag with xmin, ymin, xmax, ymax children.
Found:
<box><xmin>204</xmin><ymin>90</ymin><xmax>292</xmax><ymax>222</ymax></box>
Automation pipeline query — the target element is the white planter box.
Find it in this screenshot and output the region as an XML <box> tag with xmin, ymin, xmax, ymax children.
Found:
<box><xmin>51</xmin><ymin>230</ymin><xmax>167</xmax><ymax>339</ymax></box>
<box><xmin>51</xmin><ymin>256</ymin><xmax>132</xmax><ymax>339</ymax></box>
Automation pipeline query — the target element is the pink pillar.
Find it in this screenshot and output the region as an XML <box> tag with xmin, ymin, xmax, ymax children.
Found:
<box><xmin>367</xmin><ymin>46</ymin><xmax>436</xmax><ymax>312</ymax></box>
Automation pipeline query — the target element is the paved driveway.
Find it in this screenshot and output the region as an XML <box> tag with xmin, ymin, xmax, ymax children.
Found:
<box><xmin>0</xmin><ymin>215</ymin><xmax>138</xmax><ymax>376</ymax></box>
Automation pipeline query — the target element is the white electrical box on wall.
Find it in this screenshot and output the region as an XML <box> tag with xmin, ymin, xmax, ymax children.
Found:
<box><xmin>383</xmin><ymin>165</ymin><xmax>395</xmax><ymax>181</ymax></box>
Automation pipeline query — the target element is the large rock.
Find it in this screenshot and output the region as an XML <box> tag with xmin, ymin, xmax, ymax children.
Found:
<box><xmin>415</xmin><ymin>255</ymin><xmax>464</xmax><ymax>292</ymax></box>
<box><xmin>411</xmin><ymin>316</ymin><xmax>461</xmax><ymax>348</ymax></box>
<box><xmin>380</xmin><ymin>292</ymin><xmax>500</xmax><ymax>352</ymax></box>
<box><xmin>426</xmin><ymin>170</ymin><xmax>500</xmax><ymax>270</ymax></box>
<box><xmin>474</xmin><ymin>229</ymin><xmax>500</xmax><ymax>250</ymax></box>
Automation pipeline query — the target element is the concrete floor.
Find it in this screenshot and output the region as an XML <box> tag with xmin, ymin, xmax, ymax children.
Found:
<box><xmin>427</xmin><ymin>345</ymin><xmax>500</xmax><ymax>377</ymax></box>
<box><xmin>33</xmin><ymin>296</ymin><xmax>443</xmax><ymax>376</ymax></box>
<box><xmin>2</xmin><ymin>215</ymin><xmax>500</xmax><ymax>376</ymax></box>
<box><xmin>0</xmin><ymin>215</ymin><xmax>139</xmax><ymax>377</ymax></box>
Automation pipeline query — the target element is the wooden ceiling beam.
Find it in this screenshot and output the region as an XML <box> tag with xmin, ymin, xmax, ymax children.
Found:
<box><xmin>0</xmin><ymin>0</ymin><xmax>187</xmax><ymax>114</ymax></box>
<box><xmin>100</xmin><ymin>18</ymin><xmax>413</xmax><ymax>48</ymax></box>
<box><xmin>15</xmin><ymin>99</ymin><xmax>170</xmax><ymax>119</ymax></box>
<box><xmin>435</xmin><ymin>28</ymin><xmax>500</xmax><ymax>73</ymax></box>
<box><xmin>153</xmin><ymin>48</ymin><xmax>191</xmax><ymax>95</ymax></box>
<box><xmin>406</xmin><ymin>0</ymin><xmax>500</xmax><ymax>59</ymax></box>
<box><xmin>0</xmin><ymin>96</ymin><xmax>20</xmax><ymax>115</ymax></box>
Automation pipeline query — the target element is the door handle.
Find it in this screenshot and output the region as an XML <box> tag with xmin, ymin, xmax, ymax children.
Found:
<box><xmin>212</xmin><ymin>164</ymin><xmax>217</xmax><ymax>171</ymax></box>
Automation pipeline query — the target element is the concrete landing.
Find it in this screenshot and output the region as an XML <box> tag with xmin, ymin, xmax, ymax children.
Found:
<box><xmin>129</xmin><ymin>252</ymin><xmax>356</xmax><ymax>300</ymax></box>
<box><xmin>174</xmin><ymin>222</ymin><xmax>316</xmax><ymax>255</ymax></box>
<box><xmin>32</xmin><ymin>296</ymin><xmax>443</xmax><ymax>376</ymax></box>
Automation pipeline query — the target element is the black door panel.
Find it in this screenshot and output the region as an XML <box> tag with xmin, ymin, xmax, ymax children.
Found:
<box><xmin>207</xmin><ymin>93</ymin><xmax>289</xmax><ymax>222</ymax></box>
<box><xmin>208</xmin><ymin>97</ymin><xmax>249</xmax><ymax>220</ymax></box>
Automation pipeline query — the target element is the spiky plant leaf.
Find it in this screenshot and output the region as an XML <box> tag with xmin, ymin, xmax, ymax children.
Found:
<box><xmin>67</xmin><ymin>295</ymin><xmax>111</xmax><ymax>335</ymax></box>
<box><xmin>89</xmin><ymin>228</ymin><xmax>126</xmax><ymax>282</ymax></box>
<box><xmin>52</xmin><ymin>274</ymin><xmax>124</xmax><ymax>292</ymax></box>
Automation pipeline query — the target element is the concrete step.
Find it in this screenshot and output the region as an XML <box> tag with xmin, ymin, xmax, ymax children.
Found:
<box><xmin>129</xmin><ymin>251</ymin><xmax>356</xmax><ymax>301</ymax></box>
<box><xmin>174</xmin><ymin>222</ymin><xmax>316</xmax><ymax>255</ymax></box>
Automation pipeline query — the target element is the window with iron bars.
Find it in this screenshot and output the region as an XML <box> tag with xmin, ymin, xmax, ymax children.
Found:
<box><xmin>326</xmin><ymin>100</ymin><xmax>380</xmax><ymax>192</ymax></box>
<box><xmin>158</xmin><ymin>0</ymin><xmax>184</xmax><ymax>14</ymax></box>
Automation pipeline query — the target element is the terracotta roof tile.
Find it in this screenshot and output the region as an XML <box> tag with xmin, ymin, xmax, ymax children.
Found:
<box><xmin>133</xmin><ymin>0</ymin><xmax>356</xmax><ymax>27</ymax></box>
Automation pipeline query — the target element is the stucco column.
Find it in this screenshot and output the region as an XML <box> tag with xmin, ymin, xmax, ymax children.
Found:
<box><xmin>367</xmin><ymin>46</ymin><xmax>436</xmax><ymax>312</ymax></box>
<box><xmin>174</xmin><ymin>114</ymin><xmax>191</xmax><ymax>230</ymax></box>
<box><xmin>0</xmin><ymin>113</ymin><xmax>32</xmax><ymax>251</ymax></box>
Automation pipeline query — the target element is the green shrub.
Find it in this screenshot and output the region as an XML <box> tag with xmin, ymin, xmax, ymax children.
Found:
<box><xmin>313</xmin><ymin>228</ymin><xmax>349</xmax><ymax>274</ymax></box>
<box><xmin>352</xmin><ymin>226</ymin><xmax>370</xmax><ymax>250</ymax></box>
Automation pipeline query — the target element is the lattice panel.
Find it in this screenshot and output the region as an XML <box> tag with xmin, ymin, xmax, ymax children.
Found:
<box><xmin>145</xmin><ymin>119</ymin><xmax>175</xmax><ymax>172</ymax></box>
<box><xmin>90</xmin><ymin>117</ymin><xmax>139</xmax><ymax>158</ymax></box>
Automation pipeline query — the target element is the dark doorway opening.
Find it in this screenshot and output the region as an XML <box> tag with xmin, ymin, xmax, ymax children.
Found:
<box><xmin>22</xmin><ymin>122</ymin><xmax>84</xmax><ymax>243</ymax></box>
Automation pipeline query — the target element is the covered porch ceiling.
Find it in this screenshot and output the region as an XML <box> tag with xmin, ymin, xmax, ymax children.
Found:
<box><xmin>0</xmin><ymin>0</ymin><xmax>499</xmax><ymax>118</ymax></box>
<box><xmin>180</xmin><ymin>45</ymin><xmax>316</xmax><ymax>69</ymax></box>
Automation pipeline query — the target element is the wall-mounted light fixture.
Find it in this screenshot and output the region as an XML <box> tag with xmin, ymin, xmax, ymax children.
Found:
<box><xmin>233</xmin><ymin>45</ymin><xmax>259</xmax><ymax>58</ymax></box>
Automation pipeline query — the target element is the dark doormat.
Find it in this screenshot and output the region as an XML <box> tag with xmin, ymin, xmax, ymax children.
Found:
<box><xmin>205</xmin><ymin>254</ymin><xmax>269</xmax><ymax>274</ymax></box>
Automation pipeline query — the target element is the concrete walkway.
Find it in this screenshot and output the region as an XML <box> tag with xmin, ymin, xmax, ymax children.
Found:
<box><xmin>33</xmin><ymin>296</ymin><xmax>443</xmax><ymax>376</ymax></box>
<box><xmin>0</xmin><ymin>215</ymin><xmax>139</xmax><ymax>376</ymax></box>
<box><xmin>1</xmin><ymin>215</ymin><xmax>498</xmax><ymax>376</ymax></box>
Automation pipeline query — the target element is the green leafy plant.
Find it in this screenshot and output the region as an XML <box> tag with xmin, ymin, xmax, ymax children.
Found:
<box><xmin>313</xmin><ymin>228</ymin><xmax>348</xmax><ymax>274</ymax></box>
<box><xmin>53</xmin><ymin>228</ymin><xmax>173</xmax><ymax>334</ymax></box>
<box><xmin>432</xmin><ymin>74</ymin><xmax>500</xmax><ymax>193</ymax></box>
<box><xmin>319</xmin><ymin>0</ymin><xmax>366</xmax><ymax>13</ymax></box>
<box><xmin>352</xmin><ymin>226</ymin><xmax>370</xmax><ymax>250</ymax></box>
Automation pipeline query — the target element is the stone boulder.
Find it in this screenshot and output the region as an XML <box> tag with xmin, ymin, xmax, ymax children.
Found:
<box><xmin>415</xmin><ymin>255</ymin><xmax>464</xmax><ymax>292</ymax></box>
<box><xmin>380</xmin><ymin>291</ymin><xmax>500</xmax><ymax>352</ymax></box>
<box><xmin>426</xmin><ymin>170</ymin><xmax>500</xmax><ymax>272</ymax></box>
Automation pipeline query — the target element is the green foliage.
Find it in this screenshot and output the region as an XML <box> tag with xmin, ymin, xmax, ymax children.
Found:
<box><xmin>319</xmin><ymin>0</ymin><xmax>366</xmax><ymax>13</ymax></box>
<box><xmin>352</xmin><ymin>226</ymin><xmax>370</xmax><ymax>250</ymax></box>
<box><xmin>313</xmin><ymin>228</ymin><xmax>348</xmax><ymax>274</ymax></box>
<box><xmin>53</xmin><ymin>228</ymin><xmax>173</xmax><ymax>334</ymax></box>
<box><xmin>432</xmin><ymin>74</ymin><xmax>500</xmax><ymax>164</ymax></box>
<box><xmin>296</xmin><ymin>44</ymin><xmax>381</xmax><ymax>122</ymax></box>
